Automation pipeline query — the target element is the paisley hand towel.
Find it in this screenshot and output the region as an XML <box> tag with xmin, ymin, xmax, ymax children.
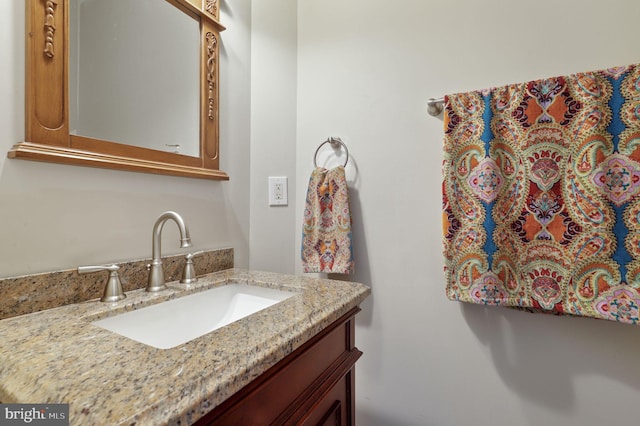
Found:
<box><xmin>302</xmin><ymin>166</ymin><xmax>354</xmax><ymax>274</ymax></box>
<box><xmin>442</xmin><ymin>64</ymin><xmax>640</xmax><ymax>325</ymax></box>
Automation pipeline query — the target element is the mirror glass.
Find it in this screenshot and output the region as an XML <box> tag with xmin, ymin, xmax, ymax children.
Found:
<box><xmin>68</xmin><ymin>0</ymin><xmax>200</xmax><ymax>157</ymax></box>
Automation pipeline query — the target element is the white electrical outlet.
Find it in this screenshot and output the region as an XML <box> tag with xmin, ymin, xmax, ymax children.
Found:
<box><xmin>268</xmin><ymin>176</ymin><xmax>288</xmax><ymax>206</ymax></box>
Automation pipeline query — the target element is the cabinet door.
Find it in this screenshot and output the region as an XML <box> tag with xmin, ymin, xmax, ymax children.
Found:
<box><xmin>316</xmin><ymin>401</ymin><xmax>343</xmax><ymax>426</ymax></box>
<box><xmin>196</xmin><ymin>308</ymin><xmax>361</xmax><ymax>426</ymax></box>
<box><xmin>300</xmin><ymin>371</ymin><xmax>355</xmax><ymax>426</ymax></box>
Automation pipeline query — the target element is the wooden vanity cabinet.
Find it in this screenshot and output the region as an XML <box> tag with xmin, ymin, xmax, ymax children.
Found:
<box><xmin>195</xmin><ymin>307</ymin><xmax>362</xmax><ymax>426</ymax></box>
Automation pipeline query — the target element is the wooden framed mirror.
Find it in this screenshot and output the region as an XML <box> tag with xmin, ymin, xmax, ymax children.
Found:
<box><xmin>9</xmin><ymin>0</ymin><xmax>229</xmax><ymax>180</ymax></box>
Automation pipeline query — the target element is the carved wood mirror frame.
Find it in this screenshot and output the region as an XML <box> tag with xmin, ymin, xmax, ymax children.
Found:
<box><xmin>9</xmin><ymin>0</ymin><xmax>228</xmax><ymax>180</ymax></box>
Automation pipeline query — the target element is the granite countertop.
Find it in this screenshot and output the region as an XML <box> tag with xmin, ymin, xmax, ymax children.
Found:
<box><xmin>0</xmin><ymin>269</ymin><xmax>370</xmax><ymax>425</ymax></box>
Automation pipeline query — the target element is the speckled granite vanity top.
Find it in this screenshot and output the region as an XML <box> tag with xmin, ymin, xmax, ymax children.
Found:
<box><xmin>0</xmin><ymin>269</ymin><xmax>370</xmax><ymax>425</ymax></box>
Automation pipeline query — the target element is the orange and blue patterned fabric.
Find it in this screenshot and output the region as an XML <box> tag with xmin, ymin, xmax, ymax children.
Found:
<box><xmin>302</xmin><ymin>166</ymin><xmax>354</xmax><ymax>274</ymax></box>
<box><xmin>443</xmin><ymin>64</ymin><xmax>640</xmax><ymax>325</ymax></box>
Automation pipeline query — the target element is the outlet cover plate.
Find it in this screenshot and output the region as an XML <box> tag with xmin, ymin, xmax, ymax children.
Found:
<box><xmin>268</xmin><ymin>176</ymin><xmax>288</xmax><ymax>206</ymax></box>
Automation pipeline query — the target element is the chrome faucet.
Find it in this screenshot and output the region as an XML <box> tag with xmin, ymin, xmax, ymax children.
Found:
<box><xmin>146</xmin><ymin>211</ymin><xmax>192</xmax><ymax>292</ymax></box>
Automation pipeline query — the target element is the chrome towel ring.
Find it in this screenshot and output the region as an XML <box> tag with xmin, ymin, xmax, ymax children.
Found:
<box><xmin>426</xmin><ymin>97</ymin><xmax>444</xmax><ymax>116</ymax></box>
<box><xmin>313</xmin><ymin>137</ymin><xmax>349</xmax><ymax>168</ymax></box>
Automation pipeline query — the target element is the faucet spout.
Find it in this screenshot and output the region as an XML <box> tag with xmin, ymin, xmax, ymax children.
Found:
<box><xmin>147</xmin><ymin>211</ymin><xmax>192</xmax><ymax>292</ymax></box>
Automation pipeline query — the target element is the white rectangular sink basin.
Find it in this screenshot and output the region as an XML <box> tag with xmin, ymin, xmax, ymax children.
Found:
<box><xmin>92</xmin><ymin>283</ymin><xmax>295</xmax><ymax>349</ymax></box>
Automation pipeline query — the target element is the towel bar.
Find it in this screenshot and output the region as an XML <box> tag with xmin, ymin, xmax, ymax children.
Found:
<box><xmin>427</xmin><ymin>97</ymin><xmax>444</xmax><ymax>116</ymax></box>
<box><xmin>314</xmin><ymin>137</ymin><xmax>349</xmax><ymax>168</ymax></box>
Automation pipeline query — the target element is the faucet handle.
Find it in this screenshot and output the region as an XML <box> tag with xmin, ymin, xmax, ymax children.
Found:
<box><xmin>78</xmin><ymin>264</ymin><xmax>127</xmax><ymax>303</ymax></box>
<box><xmin>180</xmin><ymin>250</ymin><xmax>205</xmax><ymax>284</ymax></box>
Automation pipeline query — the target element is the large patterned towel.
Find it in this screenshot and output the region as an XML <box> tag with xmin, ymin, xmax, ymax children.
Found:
<box><xmin>302</xmin><ymin>166</ymin><xmax>354</xmax><ymax>274</ymax></box>
<box><xmin>442</xmin><ymin>64</ymin><xmax>640</xmax><ymax>325</ymax></box>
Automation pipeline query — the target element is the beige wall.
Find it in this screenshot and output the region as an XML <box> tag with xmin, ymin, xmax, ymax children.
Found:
<box><xmin>0</xmin><ymin>0</ymin><xmax>252</xmax><ymax>277</ymax></box>
<box><xmin>297</xmin><ymin>0</ymin><xmax>640</xmax><ymax>425</ymax></box>
<box><xmin>249</xmin><ymin>0</ymin><xmax>298</xmax><ymax>274</ymax></box>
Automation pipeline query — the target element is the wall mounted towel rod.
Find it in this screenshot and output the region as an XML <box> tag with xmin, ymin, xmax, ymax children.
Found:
<box><xmin>314</xmin><ymin>137</ymin><xmax>349</xmax><ymax>168</ymax></box>
<box><xmin>427</xmin><ymin>97</ymin><xmax>444</xmax><ymax>116</ymax></box>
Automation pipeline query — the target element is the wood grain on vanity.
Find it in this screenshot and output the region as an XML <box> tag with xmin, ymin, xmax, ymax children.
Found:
<box><xmin>198</xmin><ymin>307</ymin><xmax>361</xmax><ymax>425</ymax></box>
